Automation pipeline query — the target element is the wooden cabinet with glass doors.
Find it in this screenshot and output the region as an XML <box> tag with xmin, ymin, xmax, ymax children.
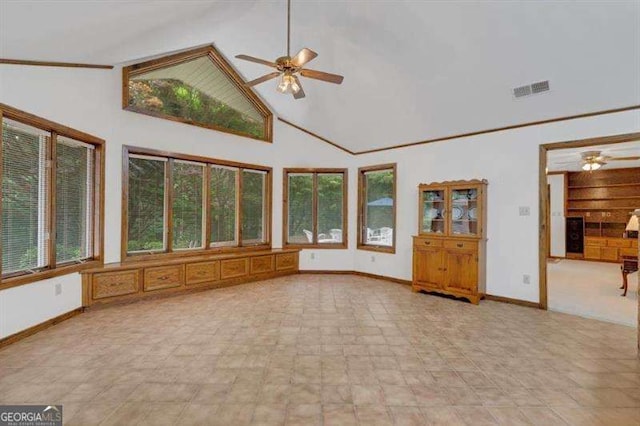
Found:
<box><xmin>412</xmin><ymin>179</ymin><xmax>487</xmax><ymax>304</ymax></box>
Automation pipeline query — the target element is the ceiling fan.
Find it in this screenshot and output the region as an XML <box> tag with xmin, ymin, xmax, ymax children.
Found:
<box><xmin>235</xmin><ymin>0</ymin><xmax>344</xmax><ymax>99</ymax></box>
<box><xmin>556</xmin><ymin>150</ymin><xmax>640</xmax><ymax>171</ymax></box>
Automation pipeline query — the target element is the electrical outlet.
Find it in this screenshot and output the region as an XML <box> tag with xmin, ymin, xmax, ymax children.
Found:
<box><xmin>55</xmin><ymin>283</ymin><xmax>62</xmax><ymax>296</ymax></box>
<box><xmin>523</xmin><ymin>274</ymin><xmax>530</xmax><ymax>285</ymax></box>
<box><xmin>310</xmin><ymin>252</ymin><xmax>315</xmax><ymax>260</ymax></box>
<box><xmin>519</xmin><ymin>206</ymin><xmax>530</xmax><ymax>216</ymax></box>
<box><xmin>370</xmin><ymin>255</ymin><xmax>376</xmax><ymax>263</ymax></box>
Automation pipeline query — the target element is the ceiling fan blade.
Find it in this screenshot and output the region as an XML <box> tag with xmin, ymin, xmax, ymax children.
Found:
<box><xmin>245</xmin><ymin>72</ymin><xmax>281</xmax><ymax>87</ymax></box>
<box><xmin>293</xmin><ymin>75</ymin><xmax>305</xmax><ymax>99</ymax></box>
<box><xmin>300</xmin><ymin>68</ymin><xmax>344</xmax><ymax>84</ymax></box>
<box><xmin>235</xmin><ymin>54</ymin><xmax>277</xmax><ymax>68</ymax></box>
<box><xmin>291</xmin><ymin>48</ymin><xmax>318</xmax><ymax>68</ymax></box>
<box><xmin>608</xmin><ymin>156</ymin><xmax>640</xmax><ymax>161</ymax></box>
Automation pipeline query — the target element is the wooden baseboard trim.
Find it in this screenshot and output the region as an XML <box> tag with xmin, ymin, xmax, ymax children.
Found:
<box><xmin>0</xmin><ymin>307</ymin><xmax>83</xmax><ymax>350</ymax></box>
<box><xmin>484</xmin><ymin>294</ymin><xmax>541</xmax><ymax>309</ymax></box>
<box><xmin>299</xmin><ymin>270</ymin><xmax>411</xmax><ymax>285</ymax></box>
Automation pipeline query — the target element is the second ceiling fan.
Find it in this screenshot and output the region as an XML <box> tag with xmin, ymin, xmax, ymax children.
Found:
<box><xmin>235</xmin><ymin>0</ymin><xmax>344</xmax><ymax>99</ymax></box>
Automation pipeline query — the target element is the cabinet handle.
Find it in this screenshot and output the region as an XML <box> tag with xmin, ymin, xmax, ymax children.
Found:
<box><xmin>424</xmin><ymin>241</ymin><xmax>431</xmax><ymax>245</ymax></box>
<box><xmin>456</xmin><ymin>243</ymin><xmax>463</xmax><ymax>248</ymax></box>
<box><xmin>159</xmin><ymin>275</ymin><xmax>168</xmax><ymax>280</ymax></box>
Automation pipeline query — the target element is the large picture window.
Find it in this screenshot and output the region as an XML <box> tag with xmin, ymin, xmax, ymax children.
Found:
<box><xmin>123</xmin><ymin>46</ymin><xmax>273</xmax><ymax>142</ymax></box>
<box><xmin>122</xmin><ymin>146</ymin><xmax>271</xmax><ymax>260</ymax></box>
<box><xmin>358</xmin><ymin>164</ymin><xmax>396</xmax><ymax>253</ymax></box>
<box><xmin>283</xmin><ymin>169</ymin><xmax>347</xmax><ymax>248</ymax></box>
<box><xmin>1</xmin><ymin>104</ymin><xmax>105</xmax><ymax>288</ymax></box>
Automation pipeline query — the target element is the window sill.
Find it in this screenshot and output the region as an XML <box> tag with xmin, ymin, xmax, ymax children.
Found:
<box><xmin>357</xmin><ymin>244</ymin><xmax>396</xmax><ymax>254</ymax></box>
<box><xmin>123</xmin><ymin>244</ymin><xmax>271</xmax><ymax>263</ymax></box>
<box><xmin>0</xmin><ymin>260</ymin><xmax>103</xmax><ymax>291</ymax></box>
<box><xmin>284</xmin><ymin>243</ymin><xmax>348</xmax><ymax>250</ymax></box>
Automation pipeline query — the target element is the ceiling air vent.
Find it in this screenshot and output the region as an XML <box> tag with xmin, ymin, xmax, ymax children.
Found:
<box><xmin>531</xmin><ymin>80</ymin><xmax>550</xmax><ymax>94</ymax></box>
<box><xmin>513</xmin><ymin>80</ymin><xmax>550</xmax><ymax>98</ymax></box>
<box><xmin>513</xmin><ymin>85</ymin><xmax>532</xmax><ymax>98</ymax></box>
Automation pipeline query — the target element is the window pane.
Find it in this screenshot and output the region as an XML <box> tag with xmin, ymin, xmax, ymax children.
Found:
<box><xmin>56</xmin><ymin>137</ymin><xmax>94</xmax><ymax>263</ymax></box>
<box><xmin>172</xmin><ymin>161</ymin><xmax>204</xmax><ymax>250</ymax></box>
<box><xmin>2</xmin><ymin>119</ymin><xmax>49</xmax><ymax>274</ymax></box>
<box><xmin>128</xmin><ymin>156</ymin><xmax>166</xmax><ymax>252</ymax></box>
<box><xmin>318</xmin><ymin>173</ymin><xmax>344</xmax><ymax>244</ymax></box>
<box><xmin>287</xmin><ymin>173</ymin><xmax>313</xmax><ymax>244</ymax></box>
<box><xmin>128</xmin><ymin>56</ymin><xmax>266</xmax><ymax>139</ymax></box>
<box><xmin>363</xmin><ymin>169</ymin><xmax>394</xmax><ymax>246</ymax></box>
<box><xmin>210</xmin><ymin>166</ymin><xmax>237</xmax><ymax>245</ymax></box>
<box><xmin>241</xmin><ymin>170</ymin><xmax>266</xmax><ymax>244</ymax></box>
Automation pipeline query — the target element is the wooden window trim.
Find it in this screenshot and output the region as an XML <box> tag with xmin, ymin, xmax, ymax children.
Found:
<box><xmin>0</xmin><ymin>103</ymin><xmax>105</xmax><ymax>290</ymax></box>
<box><xmin>122</xmin><ymin>45</ymin><xmax>273</xmax><ymax>143</ymax></box>
<box><xmin>357</xmin><ymin>163</ymin><xmax>397</xmax><ymax>254</ymax></box>
<box><xmin>283</xmin><ymin>168</ymin><xmax>349</xmax><ymax>250</ymax></box>
<box><xmin>121</xmin><ymin>145</ymin><xmax>272</xmax><ymax>262</ymax></box>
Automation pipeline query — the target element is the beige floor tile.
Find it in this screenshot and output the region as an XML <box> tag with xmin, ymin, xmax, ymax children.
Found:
<box><xmin>0</xmin><ymin>274</ymin><xmax>636</xmax><ymax>426</ymax></box>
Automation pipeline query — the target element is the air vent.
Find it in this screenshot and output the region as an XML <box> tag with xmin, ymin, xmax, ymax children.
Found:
<box><xmin>513</xmin><ymin>80</ymin><xmax>550</xmax><ymax>98</ymax></box>
<box><xmin>513</xmin><ymin>85</ymin><xmax>532</xmax><ymax>98</ymax></box>
<box><xmin>531</xmin><ymin>80</ymin><xmax>550</xmax><ymax>94</ymax></box>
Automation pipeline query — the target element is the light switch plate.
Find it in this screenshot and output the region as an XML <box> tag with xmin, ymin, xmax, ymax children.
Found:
<box><xmin>519</xmin><ymin>206</ymin><xmax>530</xmax><ymax>216</ymax></box>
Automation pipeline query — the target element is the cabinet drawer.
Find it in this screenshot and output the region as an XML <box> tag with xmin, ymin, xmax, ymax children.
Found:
<box><xmin>620</xmin><ymin>247</ymin><xmax>638</xmax><ymax>257</ymax></box>
<box><xmin>443</xmin><ymin>240</ymin><xmax>477</xmax><ymax>251</ymax></box>
<box><xmin>600</xmin><ymin>247</ymin><xmax>618</xmax><ymax>261</ymax></box>
<box><xmin>144</xmin><ymin>265</ymin><xmax>184</xmax><ymax>291</ymax></box>
<box><xmin>93</xmin><ymin>270</ymin><xmax>140</xmax><ymax>299</ymax></box>
<box><xmin>221</xmin><ymin>258</ymin><xmax>249</xmax><ymax>279</ymax></box>
<box><xmin>276</xmin><ymin>253</ymin><xmax>298</xmax><ymax>271</ymax></box>
<box><xmin>186</xmin><ymin>261</ymin><xmax>220</xmax><ymax>285</ymax></box>
<box><xmin>584</xmin><ymin>246</ymin><xmax>600</xmax><ymax>260</ymax></box>
<box><xmin>607</xmin><ymin>239</ymin><xmax>631</xmax><ymax>248</ymax></box>
<box><xmin>251</xmin><ymin>255</ymin><xmax>274</xmax><ymax>274</ymax></box>
<box><xmin>414</xmin><ymin>238</ymin><xmax>443</xmax><ymax>248</ymax></box>
<box><xmin>632</xmin><ymin>240</ymin><xmax>638</xmax><ymax>248</ymax></box>
<box><xmin>584</xmin><ymin>237</ymin><xmax>606</xmax><ymax>247</ymax></box>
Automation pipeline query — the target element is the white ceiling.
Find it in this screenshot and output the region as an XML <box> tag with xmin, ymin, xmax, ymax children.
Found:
<box><xmin>547</xmin><ymin>139</ymin><xmax>640</xmax><ymax>172</ymax></box>
<box><xmin>2</xmin><ymin>0</ymin><xmax>639</xmax><ymax>152</ymax></box>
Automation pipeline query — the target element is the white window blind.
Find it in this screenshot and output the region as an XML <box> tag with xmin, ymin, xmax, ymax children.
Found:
<box><xmin>241</xmin><ymin>169</ymin><xmax>267</xmax><ymax>244</ymax></box>
<box><xmin>210</xmin><ymin>165</ymin><xmax>238</xmax><ymax>246</ymax></box>
<box><xmin>127</xmin><ymin>155</ymin><xmax>167</xmax><ymax>253</ymax></box>
<box><xmin>172</xmin><ymin>160</ymin><xmax>205</xmax><ymax>250</ymax></box>
<box><xmin>55</xmin><ymin>136</ymin><xmax>94</xmax><ymax>263</ymax></box>
<box><xmin>2</xmin><ymin>119</ymin><xmax>50</xmax><ymax>275</ymax></box>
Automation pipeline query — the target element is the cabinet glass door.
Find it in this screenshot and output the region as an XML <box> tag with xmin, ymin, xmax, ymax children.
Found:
<box><xmin>421</xmin><ymin>189</ymin><xmax>446</xmax><ymax>234</ymax></box>
<box><xmin>449</xmin><ymin>187</ymin><xmax>479</xmax><ymax>236</ymax></box>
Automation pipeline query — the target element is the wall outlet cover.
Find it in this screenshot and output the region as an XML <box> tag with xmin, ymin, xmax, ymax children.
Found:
<box><xmin>519</xmin><ymin>206</ymin><xmax>531</xmax><ymax>216</ymax></box>
<box><xmin>55</xmin><ymin>283</ymin><xmax>62</xmax><ymax>295</ymax></box>
<box><xmin>523</xmin><ymin>274</ymin><xmax>530</xmax><ymax>285</ymax></box>
<box><xmin>310</xmin><ymin>253</ymin><xmax>316</xmax><ymax>260</ymax></box>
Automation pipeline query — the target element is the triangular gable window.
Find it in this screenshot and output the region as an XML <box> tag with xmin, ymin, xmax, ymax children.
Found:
<box><xmin>123</xmin><ymin>46</ymin><xmax>272</xmax><ymax>142</ymax></box>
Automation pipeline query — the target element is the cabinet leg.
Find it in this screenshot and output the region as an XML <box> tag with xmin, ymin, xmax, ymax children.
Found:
<box><xmin>621</xmin><ymin>272</ymin><xmax>628</xmax><ymax>297</ymax></box>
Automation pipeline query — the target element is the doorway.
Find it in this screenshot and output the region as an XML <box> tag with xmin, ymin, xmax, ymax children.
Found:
<box><xmin>539</xmin><ymin>132</ymin><xmax>640</xmax><ymax>326</ymax></box>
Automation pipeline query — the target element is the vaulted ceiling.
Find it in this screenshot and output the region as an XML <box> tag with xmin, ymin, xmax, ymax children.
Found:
<box><xmin>2</xmin><ymin>0</ymin><xmax>639</xmax><ymax>152</ymax></box>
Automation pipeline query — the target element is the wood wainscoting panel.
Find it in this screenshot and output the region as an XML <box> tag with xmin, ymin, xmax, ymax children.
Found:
<box><xmin>92</xmin><ymin>270</ymin><xmax>140</xmax><ymax>299</ymax></box>
<box><xmin>251</xmin><ymin>255</ymin><xmax>275</xmax><ymax>274</ymax></box>
<box><xmin>144</xmin><ymin>265</ymin><xmax>184</xmax><ymax>291</ymax></box>
<box><xmin>220</xmin><ymin>258</ymin><xmax>250</xmax><ymax>279</ymax></box>
<box><xmin>186</xmin><ymin>261</ymin><xmax>220</xmax><ymax>285</ymax></box>
<box><xmin>276</xmin><ymin>252</ymin><xmax>298</xmax><ymax>271</ymax></box>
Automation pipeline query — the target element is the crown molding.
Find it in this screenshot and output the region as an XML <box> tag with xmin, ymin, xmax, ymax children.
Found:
<box><xmin>0</xmin><ymin>58</ymin><xmax>113</xmax><ymax>69</ymax></box>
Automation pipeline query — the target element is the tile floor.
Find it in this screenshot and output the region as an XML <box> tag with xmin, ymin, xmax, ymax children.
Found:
<box><xmin>0</xmin><ymin>274</ymin><xmax>639</xmax><ymax>425</ymax></box>
<box><xmin>548</xmin><ymin>259</ymin><xmax>638</xmax><ymax>327</ymax></box>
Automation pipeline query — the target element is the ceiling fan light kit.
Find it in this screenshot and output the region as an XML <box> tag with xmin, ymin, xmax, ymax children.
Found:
<box><xmin>236</xmin><ymin>0</ymin><xmax>344</xmax><ymax>99</ymax></box>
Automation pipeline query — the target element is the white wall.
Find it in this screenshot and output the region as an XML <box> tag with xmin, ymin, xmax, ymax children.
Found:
<box><xmin>1</xmin><ymin>64</ymin><xmax>639</xmax><ymax>338</ymax></box>
<box><xmin>547</xmin><ymin>174</ymin><xmax>566</xmax><ymax>257</ymax></box>
<box><xmin>353</xmin><ymin>110</ymin><xmax>640</xmax><ymax>303</ymax></box>
<box><xmin>0</xmin><ymin>65</ymin><xmax>353</xmax><ymax>338</ymax></box>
